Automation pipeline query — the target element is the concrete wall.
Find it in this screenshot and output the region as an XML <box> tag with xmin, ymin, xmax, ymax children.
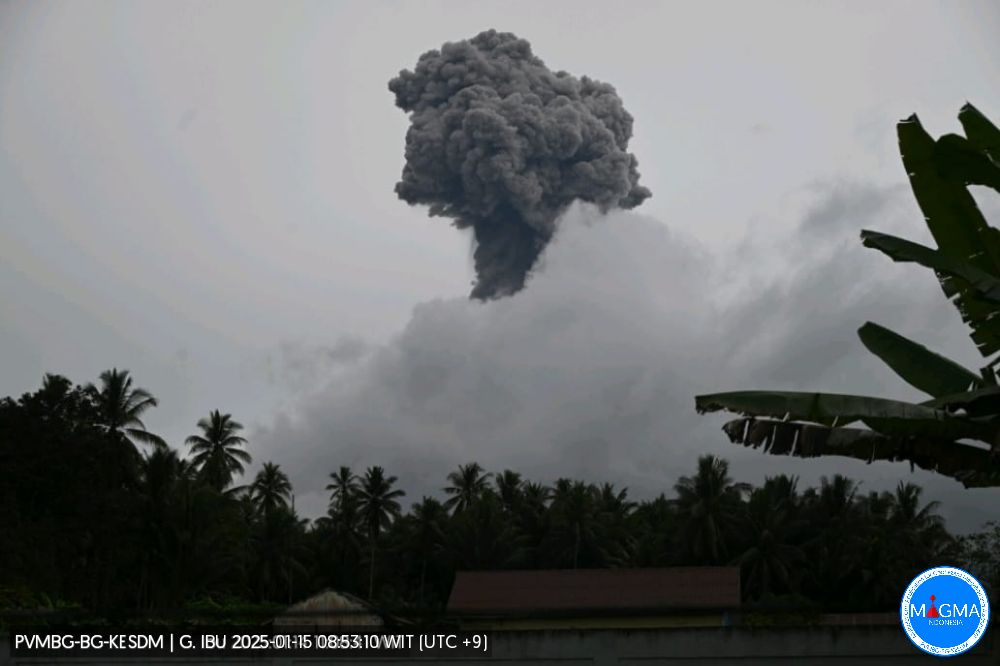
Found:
<box><xmin>2</xmin><ymin>624</ymin><xmax>996</xmax><ymax>665</ymax></box>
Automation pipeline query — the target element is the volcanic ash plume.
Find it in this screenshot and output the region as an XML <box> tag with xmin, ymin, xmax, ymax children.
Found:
<box><xmin>389</xmin><ymin>30</ymin><xmax>651</xmax><ymax>300</ymax></box>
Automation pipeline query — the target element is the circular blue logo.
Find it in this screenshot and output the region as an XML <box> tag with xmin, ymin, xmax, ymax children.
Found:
<box><xmin>900</xmin><ymin>566</ymin><xmax>990</xmax><ymax>657</ymax></box>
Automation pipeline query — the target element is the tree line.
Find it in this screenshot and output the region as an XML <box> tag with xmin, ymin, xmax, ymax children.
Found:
<box><xmin>0</xmin><ymin>370</ymin><xmax>996</xmax><ymax>620</ymax></box>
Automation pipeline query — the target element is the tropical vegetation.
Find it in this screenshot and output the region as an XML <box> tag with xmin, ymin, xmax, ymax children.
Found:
<box><xmin>0</xmin><ymin>371</ymin><xmax>996</xmax><ymax>623</ymax></box>
<box><xmin>697</xmin><ymin>103</ymin><xmax>1000</xmax><ymax>488</ymax></box>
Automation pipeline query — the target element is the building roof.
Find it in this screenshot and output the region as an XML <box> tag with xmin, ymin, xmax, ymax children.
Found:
<box><xmin>274</xmin><ymin>589</ymin><xmax>383</xmax><ymax>626</ymax></box>
<box><xmin>447</xmin><ymin>568</ymin><xmax>741</xmax><ymax>616</ymax></box>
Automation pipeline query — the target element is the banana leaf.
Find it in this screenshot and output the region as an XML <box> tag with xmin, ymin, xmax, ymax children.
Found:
<box><xmin>861</xmin><ymin>230</ymin><xmax>1000</xmax><ymax>302</ymax></box>
<box><xmin>861</xmin><ymin>230</ymin><xmax>1000</xmax><ymax>357</ymax></box>
<box><xmin>695</xmin><ymin>390</ymin><xmax>993</xmax><ymax>442</ymax></box>
<box><xmin>959</xmin><ymin>103</ymin><xmax>1000</xmax><ymax>166</ymax></box>
<box><xmin>695</xmin><ymin>106</ymin><xmax>1000</xmax><ymax>485</ymax></box>
<box><xmin>933</xmin><ymin>134</ymin><xmax>1000</xmax><ymax>192</ymax></box>
<box><xmin>720</xmin><ymin>417</ymin><xmax>1000</xmax><ymax>488</ymax></box>
<box><xmin>955</xmin><ymin>103</ymin><xmax>1000</xmax><ymax>287</ymax></box>
<box><xmin>897</xmin><ymin>115</ymin><xmax>1000</xmax><ymax>356</ymax></box>
<box><xmin>921</xmin><ymin>385</ymin><xmax>1000</xmax><ymax>416</ymax></box>
<box><xmin>898</xmin><ymin>114</ymin><xmax>1000</xmax><ymax>272</ymax></box>
<box><xmin>857</xmin><ymin>321</ymin><xmax>982</xmax><ymax>397</ymax></box>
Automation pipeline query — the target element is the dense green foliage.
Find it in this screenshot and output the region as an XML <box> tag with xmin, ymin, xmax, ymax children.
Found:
<box><xmin>697</xmin><ymin>104</ymin><xmax>1000</xmax><ymax>486</ymax></box>
<box><xmin>1</xmin><ymin>372</ymin><xmax>996</xmax><ymax>621</ymax></box>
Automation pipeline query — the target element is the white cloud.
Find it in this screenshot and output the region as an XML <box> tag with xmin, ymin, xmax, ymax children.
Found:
<box><xmin>257</xmin><ymin>193</ymin><xmax>1000</xmax><ymax>531</ymax></box>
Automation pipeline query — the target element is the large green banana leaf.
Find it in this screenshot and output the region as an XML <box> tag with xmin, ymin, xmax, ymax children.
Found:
<box><xmin>857</xmin><ymin>321</ymin><xmax>982</xmax><ymax>398</ymax></box>
<box><xmin>719</xmin><ymin>417</ymin><xmax>1000</xmax><ymax>488</ymax></box>
<box><xmin>861</xmin><ymin>230</ymin><xmax>1000</xmax><ymax>357</ymax></box>
<box><xmin>860</xmin><ymin>230</ymin><xmax>1000</xmax><ymax>302</ymax></box>
<box><xmin>695</xmin><ymin>105</ymin><xmax>1000</xmax><ymax>488</ymax></box>
<box><xmin>933</xmin><ymin>134</ymin><xmax>1000</xmax><ymax>192</ymax></box>
<box><xmin>921</xmin><ymin>386</ymin><xmax>1000</xmax><ymax>416</ymax></box>
<box><xmin>695</xmin><ymin>390</ymin><xmax>994</xmax><ymax>443</ymax></box>
<box><xmin>898</xmin><ymin>114</ymin><xmax>1000</xmax><ymax>270</ymax></box>
<box><xmin>898</xmin><ymin>114</ymin><xmax>1000</xmax><ymax>357</ymax></box>
<box><xmin>959</xmin><ymin>103</ymin><xmax>1000</xmax><ymax>166</ymax></box>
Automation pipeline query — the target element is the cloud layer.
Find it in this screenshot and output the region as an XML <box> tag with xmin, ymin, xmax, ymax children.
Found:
<box><xmin>258</xmin><ymin>186</ymin><xmax>1000</xmax><ymax>531</ymax></box>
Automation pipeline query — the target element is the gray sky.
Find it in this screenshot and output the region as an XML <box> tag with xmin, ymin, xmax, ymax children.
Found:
<box><xmin>2</xmin><ymin>1</ymin><xmax>999</xmax><ymax>529</ymax></box>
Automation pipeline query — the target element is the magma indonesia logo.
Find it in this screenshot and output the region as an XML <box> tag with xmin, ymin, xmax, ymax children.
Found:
<box><xmin>901</xmin><ymin>566</ymin><xmax>990</xmax><ymax>657</ymax></box>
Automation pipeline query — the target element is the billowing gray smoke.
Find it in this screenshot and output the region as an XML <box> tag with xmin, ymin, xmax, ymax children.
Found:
<box><xmin>389</xmin><ymin>30</ymin><xmax>651</xmax><ymax>299</ymax></box>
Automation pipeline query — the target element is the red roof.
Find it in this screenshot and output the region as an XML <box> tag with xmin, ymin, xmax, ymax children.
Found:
<box><xmin>448</xmin><ymin>568</ymin><xmax>740</xmax><ymax>615</ymax></box>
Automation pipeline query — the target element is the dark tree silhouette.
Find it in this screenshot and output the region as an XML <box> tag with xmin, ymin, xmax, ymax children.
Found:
<box><xmin>733</xmin><ymin>476</ymin><xmax>805</xmax><ymax>600</ymax></box>
<box><xmin>0</xmin><ymin>372</ymin><xmax>989</xmax><ymax>620</ymax></box>
<box><xmin>494</xmin><ymin>470</ymin><xmax>524</xmax><ymax>513</ymax></box>
<box><xmin>358</xmin><ymin>466</ymin><xmax>405</xmax><ymax>599</ymax></box>
<box><xmin>86</xmin><ymin>368</ymin><xmax>167</xmax><ymax>452</ymax></box>
<box><xmin>250</xmin><ymin>462</ymin><xmax>293</xmax><ymax>518</ymax></box>
<box><xmin>326</xmin><ymin>466</ymin><xmax>358</xmax><ymax>513</ymax></box>
<box><xmin>406</xmin><ymin>497</ymin><xmax>447</xmax><ymax>606</ymax></box>
<box><xmin>673</xmin><ymin>455</ymin><xmax>749</xmax><ymax>565</ymax></box>
<box><xmin>185</xmin><ymin>410</ymin><xmax>251</xmax><ymax>492</ymax></box>
<box><xmin>443</xmin><ymin>462</ymin><xmax>491</xmax><ymax>515</ymax></box>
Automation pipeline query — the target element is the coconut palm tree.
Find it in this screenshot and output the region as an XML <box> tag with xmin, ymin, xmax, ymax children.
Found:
<box><xmin>734</xmin><ymin>476</ymin><xmax>805</xmax><ymax>600</ymax></box>
<box><xmin>673</xmin><ymin>455</ymin><xmax>749</xmax><ymax>564</ymax></box>
<box><xmin>595</xmin><ymin>483</ymin><xmax>637</xmax><ymax>565</ymax></box>
<box><xmin>494</xmin><ymin>469</ymin><xmax>523</xmax><ymax>513</ymax></box>
<box><xmin>520</xmin><ymin>480</ymin><xmax>550</xmax><ymax>507</ymax></box>
<box><xmin>136</xmin><ymin>446</ymin><xmax>186</xmax><ymax>608</ymax></box>
<box><xmin>326</xmin><ymin>466</ymin><xmax>358</xmax><ymax>512</ymax></box>
<box><xmin>443</xmin><ymin>462</ymin><xmax>491</xmax><ymax>515</ymax></box>
<box><xmin>544</xmin><ymin>480</ymin><xmax>610</xmax><ymax>568</ymax></box>
<box><xmin>631</xmin><ymin>493</ymin><xmax>678</xmax><ymax>566</ymax></box>
<box><xmin>358</xmin><ymin>466</ymin><xmax>405</xmax><ymax>599</ymax></box>
<box><xmin>449</xmin><ymin>491</ymin><xmax>527</xmax><ymax>570</ymax></box>
<box><xmin>877</xmin><ymin>482</ymin><xmax>951</xmax><ymax>600</ymax></box>
<box><xmin>800</xmin><ymin>475</ymin><xmax>865</xmax><ymax>607</ymax></box>
<box><xmin>890</xmin><ymin>482</ymin><xmax>944</xmax><ymax>536</ymax></box>
<box><xmin>250</xmin><ymin>462</ymin><xmax>293</xmax><ymax>518</ymax></box>
<box><xmin>315</xmin><ymin>489</ymin><xmax>364</xmax><ymax>594</ymax></box>
<box><xmin>596</xmin><ymin>482</ymin><xmax>632</xmax><ymax>513</ymax></box>
<box><xmin>814</xmin><ymin>474</ymin><xmax>859</xmax><ymax>518</ymax></box>
<box><xmin>408</xmin><ymin>497</ymin><xmax>447</xmax><ymax>606</ymax></box>
<box><xmin>185</xmin><ymin>410</ymin><xmax>251</xmax><ymax>492</ymax></box>
<box><xmin>516</xmin><ymin>481</ymin><xmax>551</xmax><ymax>564</ymax></box>
<box><xmin>36</xmin><ymin>373</ymin><xmax>76</xmax><ymax>420</ymax></box>
<box><xmin>86</xmin><ymin>368</ymin><xmax>166</xmax><ymax>451</ymax></box>
<box><xmin>252</xmin><ymin>506</ymin><xmax>309</xmax><ymax>603</ymax></box>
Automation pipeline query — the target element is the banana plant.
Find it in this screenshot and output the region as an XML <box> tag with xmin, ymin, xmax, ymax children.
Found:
<box><xmin>696</xmin><ymin>104</ymin><xmax>1000</xmax><ymax>488</ymax></box>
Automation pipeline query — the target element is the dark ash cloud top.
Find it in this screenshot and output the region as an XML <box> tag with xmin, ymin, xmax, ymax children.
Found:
<box><xmin>389</xmin><ymin>29</ymin><xmax>651</xmax><ymax>299</ymax></box>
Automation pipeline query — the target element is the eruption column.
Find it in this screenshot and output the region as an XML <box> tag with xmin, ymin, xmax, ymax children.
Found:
<box><xmin>389</xmin><ymin>30</ymin><xmax>651</xmax><ymax>299</ymax></box>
